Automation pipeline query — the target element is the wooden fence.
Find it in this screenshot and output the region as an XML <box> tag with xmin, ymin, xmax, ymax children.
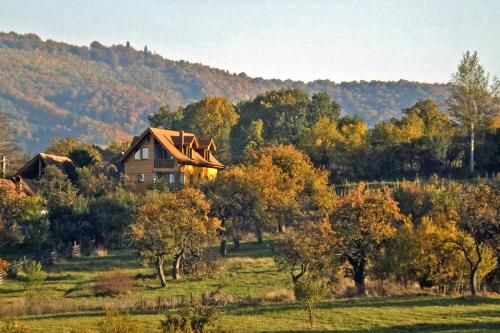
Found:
<box><xmin>6</xmin><ymin>239</ymin><xmax>96</xmax><ymax>277</ymax></box>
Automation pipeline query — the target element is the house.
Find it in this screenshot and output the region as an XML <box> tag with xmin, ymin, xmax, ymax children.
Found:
<box><xmin>12</xmin><ymin>153</ymin><xmax>72</xmax><ymax>194</ymax></box>
<box><xmin>119</xmin><ymin>127</ymin><xmax>224</xmax><ymax>185</ymax></box>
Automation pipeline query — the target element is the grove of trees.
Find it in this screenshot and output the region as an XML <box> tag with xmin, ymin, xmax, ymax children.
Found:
<box><xmin>0</xmin><ymin>50</ymin><xmax>498</xmax><ymax>304</ymax></box>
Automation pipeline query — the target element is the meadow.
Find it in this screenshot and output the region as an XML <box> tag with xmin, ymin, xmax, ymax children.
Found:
<box><xmin>1</xmin><ymin>240</ymin><xmax>499</xmax><ymax>332</ymax></box>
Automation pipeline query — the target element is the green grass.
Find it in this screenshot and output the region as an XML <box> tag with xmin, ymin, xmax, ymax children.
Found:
<box><xmin>1</xmin><ymin>240</ymin><xmax>290</xmax><ymax>302</ymax></box>
<box><xmin>12</xmin><ymin>296</ymin><xmax>500</xmax><ymax>332</ymax></box>
<box><xmin>2</xmin><ymin>240</ymin><xmax>500</xmax><ymax>332</ymax></box>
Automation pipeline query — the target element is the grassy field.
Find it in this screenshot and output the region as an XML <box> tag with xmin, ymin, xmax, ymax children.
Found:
<box><xmin>0</xmin><ymin>240</ymin><xmax>290</xmax><ymax>302</ymax></box>
<box><xmin>11</xmin><ymin>296</ymin><xmax>500</xmax><ymax>332</ymax></box>
<box><xmin>1</xmin><ymin>240</ymin><xmax>500</xmax><ymax>332</ymax></box>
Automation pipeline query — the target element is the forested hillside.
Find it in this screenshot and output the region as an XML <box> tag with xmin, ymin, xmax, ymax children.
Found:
<box><xmin>0</xmin><ymin>32</ymin><xmax>451</xmax><ymax>152</ymax></box>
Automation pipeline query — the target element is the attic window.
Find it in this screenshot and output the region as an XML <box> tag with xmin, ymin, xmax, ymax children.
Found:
<box><xmin>134</xmin><ymin>150</ymin><xmax>141</xmax><ymax>160</ymax></box>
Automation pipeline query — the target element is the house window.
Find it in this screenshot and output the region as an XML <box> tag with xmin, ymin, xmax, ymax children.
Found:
<box><xmin>169</xmin><ymin>173</ymin><xmax>176</xmax><ymax>184</ymax></box>
<box><xmin>142</xmin><ymin>147</ymin><xmax>149</xmax><ymax>160</ymax></box>
<box><xmin>189</xmin><ymin>175</ymin><xmax>194</xmax><ymax>184</ymax></box>
<box><xmin>134</xmin><ymin>150</ymin><xmax>141</xmax><ymax>160</ymax></box>
<box><xmin>179</xmin><ymin>173</ymin><xmax>184</xmax><ymax>184</ymax></box>
<box><xmin>137</xmin><ymin>173</ymin><xmax>145</xmax><ymax>183</ymax></box>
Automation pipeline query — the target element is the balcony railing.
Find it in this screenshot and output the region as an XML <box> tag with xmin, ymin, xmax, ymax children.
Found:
<box><xmin>154</xmin><ymin>159</ymin><xmax>175</xmax><ymax>168</ymax></box>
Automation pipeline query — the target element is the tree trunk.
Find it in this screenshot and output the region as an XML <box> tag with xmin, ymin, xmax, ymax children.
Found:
<box><xmin>470</xmin><ymin>122</ymin><xmax>475</xmax><ymax>174</ymax></box>
<box><xmin>277</xmin><ymin>221</ymin><xmax>285</xmax><ymax>233</ymax></box>
<box><xmin>256</xmin><ymin>228</ymin><xmax>263</xmax><ymax>243</ymax></box>
<box><xmin>232</xmin><ymin>236</ymin><xmax>240</xmax><ymax>250</ymax></box>
<box><xmin>156</xmin><ymin>255</ymin><xmax>167</xmax><ymax>287</ymax></box>
<box><xmin>308</xmin><ymin>302</ymin><xmax>314</xmax><ymax>328</ymax></box>
<box><xmin>469</xmin><ymin>265</ymin><xmax>477</xmax><ymax>296</ymax></box>
<box><xmin>172</xmin><ymin>252</ymin><xmax>183</xmax><ymax>280</ymax></box>
<box><xmin>220</xmin><ymin>239</ymin><xmax>227</xmax><ymax>256</ymax></box>
<box><xmin>350</xmin><ymin>258</ymin><xmax>367</xmax><ymax>297</ymax></box>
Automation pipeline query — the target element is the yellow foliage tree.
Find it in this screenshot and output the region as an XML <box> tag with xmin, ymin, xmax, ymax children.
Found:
<box><xmin>131</xmin><ymin>188</ymin><xmax>221</xmax><ymax>287</ymax></box>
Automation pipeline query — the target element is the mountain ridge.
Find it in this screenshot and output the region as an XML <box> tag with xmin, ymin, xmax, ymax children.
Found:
<box><xmin>0</xmin><ymin>32</ymin><xmax>451</xmax><ymax>152</ymax></box>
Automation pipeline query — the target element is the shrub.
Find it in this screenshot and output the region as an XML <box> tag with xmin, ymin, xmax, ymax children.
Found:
<box><xmin>94</xmin><ymin>270</ymin><xmax>133</xmax><ymax>296</ymax></box>
<box><xmin>0</xmin><ymin>320</ymin><xmax>32</xmax><ymax>333</ymax></box>
<box><xmin>23</xmin><ymin>261</ymin><xmax>46</xmax><ymax>302</ymax></box>
<box><xmin>260</xmin><ymin>289</ymin><xmax>295</xmax><ymax>303</ymax></box>
<box><xmin>98</xmin><ymin>311</ymin><xmax>143</xmax><ymax>333</ymax></box>
<box><xmin>161</xmin><ymin>301</ymin><xmax>221</xmax><ymax>333</ymax></box>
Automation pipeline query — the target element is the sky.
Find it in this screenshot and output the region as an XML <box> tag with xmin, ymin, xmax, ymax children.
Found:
<box><xmin>1</xmin><ymin>0</ymin><xmax>499</xmax><ymax>83</ymax></box>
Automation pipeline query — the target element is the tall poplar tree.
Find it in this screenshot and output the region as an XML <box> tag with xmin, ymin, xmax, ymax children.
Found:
<box><xmin>448</xmin><ymin>51</ymin><xmax>499</xmax><ymax>174</ymax></box>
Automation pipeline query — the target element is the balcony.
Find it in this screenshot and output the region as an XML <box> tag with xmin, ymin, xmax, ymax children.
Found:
<box><xmin>154</xmin><ymin>159</ymin><xmax>175</xmax><ymax>169</ymax></box>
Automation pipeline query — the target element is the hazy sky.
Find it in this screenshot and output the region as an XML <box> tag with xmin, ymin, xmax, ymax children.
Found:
<box><xmin>1</xmin><ymin>0</ymin><xmax>499</xmax><ymax>83</ymax></box>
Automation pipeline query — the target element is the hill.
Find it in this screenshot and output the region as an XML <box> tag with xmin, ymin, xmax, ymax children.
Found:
<box><xmin>0</xmin><ymin>32</ymin><xmax>451</xmax><ymax>152</ymax></box>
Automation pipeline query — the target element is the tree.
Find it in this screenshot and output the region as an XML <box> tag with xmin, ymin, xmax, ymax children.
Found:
<box><xmin>37</xmin><ymin>166</ymin><xmax>88</xmax><ymax>245</ymax></box>
<box><xmin>231</xmin><ymin>89</ymin><xmax>311</xmax><ymax>159</ymax></box>
<box><xmin>131</xmin><ymin>188</ymin><xmax>220</xmax><ymax>286</ymax></box>
<box><xmin>203</xmin><ymin>167</ymin><xmax>259</xmax><ymax>254</ymax></box>
<box><xmin>307</xmin><ymin>92</ymin><xmax>341</xmax><ymax>124</ymax></box>
<box><xmin>273</xmin><ymin>219</ymin><xmax>336</xmax><ymax>283</ymax></box>
<box><xmin>148</xmin><ymin>105</ymin><xmax>184</xmax><ymax>130</ymax></box>
<box><xmin>330</xmin><ymin>183</ymin><xmax>406</xmax><ymax>296</ymax></box>
<box><xmin>448</xmin><ymin>51</ymin><xmax>499</xmax><ymax>174</ymax></box>
<box><xmin>181</xmin><ymin>96</ymin><xmax>239</xmax><ymax>159</ymax></box>
<box><xmin>244</xmin><ymin>145</ymin><xmax>335</xmax><ymax>225</ymax></box>
<box><xmin>68</xmin><ymin>145</ymin><xmax>102</xmax><ymax>168</ymax></box>
<box><xmin>449</xmin><ymin>185</ymin><xmax>499</xmax><ymax>295</ymax></box>
<box><xmin>0</xmin><ymin>111</ymin><xmax>21</xmax><ymax>176</ymax></box>
<box><xmin>293</xmin><ymin>277</ymin><xmax>325</xmax><ymax>328</ymax></box>
<box><xmin>88</xmin><ymin>188</ymin><xmax>138</xmax><ymax>247</ymax></box>
<box><xmin>45</xmin><ymin>137</ymin><xmax>83</xmax><ymax>156</ymax></box>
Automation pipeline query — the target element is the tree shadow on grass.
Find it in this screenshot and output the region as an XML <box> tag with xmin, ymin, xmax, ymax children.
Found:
<box><xmin>259</xmin><ymin>321</ymin><xmax>500</xmax><ymax>333</ymax></box>
<box><xmin>224</xmin><ymin>296</ymin><xmax>500</xmax><ymax>317</ymax></box>
<box><xmin>315</xmin><ymin>296</ymin><xmax>500</xmax><ymax>310</ymax></box>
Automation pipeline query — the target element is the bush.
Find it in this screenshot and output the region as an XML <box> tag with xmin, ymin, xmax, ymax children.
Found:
<box><xmin>161</xmin><ymin>301</ymin><xmax>222</xmax><ymax>333</ymax></box>
<box><xmin>98</xmin><ymin>311</ymin><xmax>143</xmax><ymax>333</ymax></box>
<box><xmin>0</xmin><ymin>320</ymin><xmax>32</xmax><ymax>333</ymax></box>
<box><xmin>94</xmin><ymin>270</ymin><xmax>133</xmax><ymax>296</ymax></box>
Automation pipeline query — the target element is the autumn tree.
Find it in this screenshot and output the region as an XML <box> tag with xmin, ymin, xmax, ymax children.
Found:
<box><xmin>131</xmin><ymin>188</ymin><xmax>220</xmax><ymax>286</ymax></box>
<box><xmin>203</xmin><ymin>167</ymin><xmax>260</xmax><ymax>254</ymax></box>
<box><xmin>330</xmin><ymin>183</ymin><xmax>406</xmax><ymax>296</ymax></box>
<box><xmin>448</xmin><ymin>51</ymin><xmax>499</xmax><ymax>174</ymax></box>
<box><xmin>273</xmin><ymin>219</ymin><xmax>336</xmax><ymax>283</ymax></box>
<box><xmin>244</xmin><ymin>145</ymin><xmax>335</xmax><ymax>226</ymax></box>
<box><xmin>449</xmin><ymin>185</ymin><xmax>499</xmax><ymax>295</ymax></box>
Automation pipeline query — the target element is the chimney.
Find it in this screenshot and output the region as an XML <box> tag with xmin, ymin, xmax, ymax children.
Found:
<box><xmin>180</xmin><ymin>130</ymin><xmax>184</xmax><ymax>153</ymax></box>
